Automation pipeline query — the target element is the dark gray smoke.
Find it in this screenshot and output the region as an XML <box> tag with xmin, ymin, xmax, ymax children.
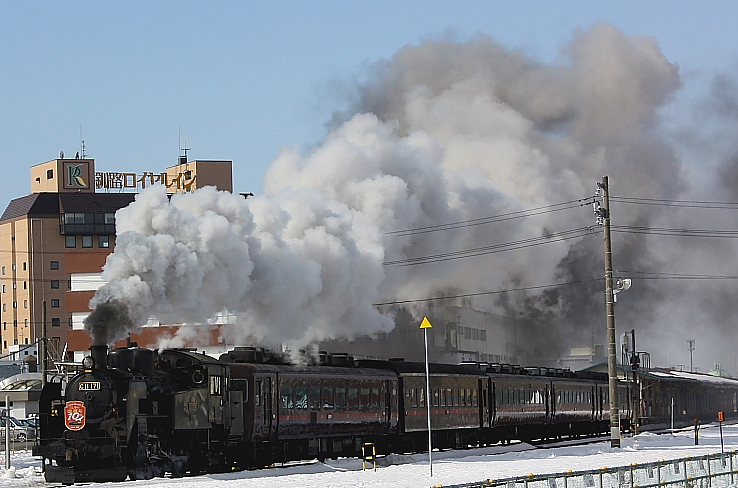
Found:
<box><xmin>84</xmin><ymin>299</ymin><xmax>136</xmax><ymax>347</ymax></box>
<box><xmin>86</xmin><ymin>24</ymin><xmax>738</xmax><ymax>372</ymax></box>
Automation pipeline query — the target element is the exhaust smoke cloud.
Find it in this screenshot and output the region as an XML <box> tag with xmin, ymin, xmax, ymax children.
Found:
<box><xmin>86</xmin><ymin>24</ymin><xmax>738</xmax><ymax>371</ymax></box>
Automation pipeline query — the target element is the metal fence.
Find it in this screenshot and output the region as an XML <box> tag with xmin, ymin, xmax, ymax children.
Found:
<box><xmin>434</xmin><ymin>451</ymin><xmax>738</xmax><ymax>488</ymax></box>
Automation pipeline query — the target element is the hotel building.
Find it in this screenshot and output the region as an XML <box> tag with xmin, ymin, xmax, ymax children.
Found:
<box><xmin>0</xmin><ymin>156</ymin><xmax>233</xmax><ymax>363</ymax></box>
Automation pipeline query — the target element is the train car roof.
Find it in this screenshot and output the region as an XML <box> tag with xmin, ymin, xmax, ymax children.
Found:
<box><xmin>226</xmin><ymin>361</ymin><xmax>396</xmax><ymax>378</ymax></box>
<box><xmin>644</xmin><ymin>369</ymin><xmax>738</xmax><ymax>386</ymax></box>
<box><xmin>356</xmin><ymin>359</ymin><xmax>487</xmax><ymax>376</ymax></box>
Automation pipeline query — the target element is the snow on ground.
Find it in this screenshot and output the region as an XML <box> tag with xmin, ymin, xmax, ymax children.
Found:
<box><xmin>1</xmin><ymin>423</ymin><xmax>737</xmax><ymax>488</ymax></box>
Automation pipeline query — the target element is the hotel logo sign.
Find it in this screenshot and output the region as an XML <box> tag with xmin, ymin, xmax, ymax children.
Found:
<box><xmin>63</xmin><ymin>161</ymin><xmax>92</xmax><ymax>190</ymax></box>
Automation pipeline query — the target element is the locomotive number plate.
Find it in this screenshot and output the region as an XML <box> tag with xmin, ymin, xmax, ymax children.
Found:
<box><xmin>78</xmin><ymin>381</ymin><xmax>101</xmax><ymax>391</ymax></box>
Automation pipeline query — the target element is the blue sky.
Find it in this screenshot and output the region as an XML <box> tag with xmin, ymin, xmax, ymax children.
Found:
<box><xmin>1</xmin><ymin>1</ymin><xmax>737</xmax><ymax>200</ymax></box>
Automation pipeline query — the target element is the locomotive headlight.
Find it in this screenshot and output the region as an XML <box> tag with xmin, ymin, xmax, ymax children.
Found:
<box><xmin>82</xmin><ymin>356</ymin><xmax>95</xmax><ymax>370</ymax></box>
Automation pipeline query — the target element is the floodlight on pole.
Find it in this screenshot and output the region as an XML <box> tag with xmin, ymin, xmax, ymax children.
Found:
<box><xmin>420</xmin><ymin>316</ymin><xmax>433</xmax><ymax>477</ymax></box>
<box><xmin>688</xmin><ymin>339</ymin><xmax>695</xmax><ymax>373</ymax></box>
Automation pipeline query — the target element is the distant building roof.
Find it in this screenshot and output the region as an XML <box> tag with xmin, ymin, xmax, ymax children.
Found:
<box><xmin>0</xmin><ymin>373</ymin><xmax>42</xmax><ymax>391</ymax></box>
<box><xmin>1</xmin><ymin>192</ymin><xmax>137</xmax><ymax>222</ymax></box>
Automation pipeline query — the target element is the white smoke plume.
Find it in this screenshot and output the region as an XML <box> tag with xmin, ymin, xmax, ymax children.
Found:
<box><xmin>86</xmin><ymin>24</ymin><xmax>738</xmax><ymax>370</ymax></box>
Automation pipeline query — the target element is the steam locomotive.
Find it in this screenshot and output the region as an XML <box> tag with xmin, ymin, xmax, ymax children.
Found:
<box><xmin>33</xmin><ymin>345</ymin><xmax>738</xmax><ymax>483</ymax></box>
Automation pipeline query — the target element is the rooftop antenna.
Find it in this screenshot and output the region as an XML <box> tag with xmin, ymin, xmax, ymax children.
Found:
<box><xmin>79</xmin><ymin>125</ymin><xmax>86</xmax><ymax>159</ymax></box>
<box><xmin>178</xmin><ymin>127</ymin><xmax>190</xmax><ymax>166</ymax></box>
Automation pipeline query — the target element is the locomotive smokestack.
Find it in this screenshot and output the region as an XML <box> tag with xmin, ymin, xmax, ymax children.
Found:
<box><xmin>90</xmin><ymin>345</ymin><xmax>109</xmax><ymax>369</ymax></box>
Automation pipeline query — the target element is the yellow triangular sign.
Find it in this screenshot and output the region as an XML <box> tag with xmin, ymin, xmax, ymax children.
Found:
<box><xmin>420</xmin><ymin>317</ymin><xmax>433</xmax><ymax>329</ymax></box>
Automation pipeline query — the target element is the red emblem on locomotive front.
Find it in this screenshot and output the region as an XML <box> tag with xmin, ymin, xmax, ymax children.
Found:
<box><xmin>64</xmin><ymin>401</ymin><xmax>86</xmax><ymax>431</ymax></box>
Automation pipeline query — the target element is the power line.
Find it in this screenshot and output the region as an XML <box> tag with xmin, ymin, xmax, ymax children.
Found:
<box><xmin>386</xmin><ymin>198</ymin><xmax>593</xmax><ymax>237</ymax></box>
<box><xmin>374</xmin><ymin>277</ymin><xmax>603</xmax><ymax>306</ymax></box>
<box><xmin>611</xmin><ymin>195</ymin><xmax>738</xmax><ymax>209</ymax></box>
<box><xmin>616</xmin><ymin>270</ymin><xmax>738</xmax><ymax>280</ymax></box>
<box><xmin>611</xmin><ymin>225</ymin><xmax>738</xmax><ymax>239</ymax></box>
<box><xmin>384</xmin><ymin>226</ymin><xmax>599</xmax><ymax>266</ymax></box>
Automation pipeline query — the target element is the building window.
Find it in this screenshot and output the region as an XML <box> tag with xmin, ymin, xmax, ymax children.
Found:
<box><xmin>51</xmin><ymin>318</ymin><xmax>60</xmax><ymax>327</ymax></box>
<box><xmin>51</xmin><ymin>299</ymin><xmax>59</xmax><ymax>308</ymax></box>
<box><xmin>24</xmin><ymin>319</ymin><xmax>27</xmax><ymax>328</ymax></box>
<box><xmin>1</xmin><ymin>285</ymin><xmax>4</xmax><ymax>293</ymax></box>
<box><xmin>65</xmin><ymin>235</ymin><xmax>76</xmax><ymax>248</ymax></box>
<box><xmin>22</xmin><ymin>262</ymin><xmax>26</xmax><ymax>271</ymax></box>
<box><xmin>82</xmin><ymin>235</ymin><xmax>93</xmax><ymax>248</ymax></box>
<box><xmin>23</xmin><ymin>281</ymin><xmax>26</xmax><ymax>290</ymax></box>
<box><xmin>51</xmin><ymin>280</ymin><xmax>60</xmax><ymax>289</ymax></box>
<box><xmin>12</xmin><ymin>302</ymin><xmax>16</xmax><ymax>308</ymax></box>
<box><xmin>50</xmin><ymin>261</ymin><xmax>59</xmax><ymax>270</ymax></box>
<box><xmin>12</xmin><ymin>283</ymin><xmax>16</xmax><ymax>289</ymax></box>
<box><xmin>1</xmin><ymin>266</ymin><xmax>4</xmax><ymax>275</ymax></box>
<box><xmin>68</xmin><ymin>317</ymin><xmax>73</xmax><ymax>327</ymax></box>
<box><xmin>46</xmin><ymin>169</ymin><xmax>53</xmax><ymax>179</ymax></box>
<box><xmin>2</xmin><ymin>323</ymin><xmax>5</xmax><ymax>330</ymax></box>
<box><xmin>11</xmin><ymin>264</ymin><xmax>15</xmax><ymax>271</ymax></box>
<box><xmin>23</xmin><ymin>300</ymin><xmax>27</xmax><ymax>308</ymax></box>
<box><xmin>2</xmin><ymin>304</ymin><xmax>5</xmax><ymax>312</ymax></box>
<box><xmin>99</xmin><ymin>235</ymin><xmax>110</xmax><ymax>248</ymax></box>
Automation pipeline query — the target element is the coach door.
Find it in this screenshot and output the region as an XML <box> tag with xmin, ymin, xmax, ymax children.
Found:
<box><xmin>550</xmin><ymin>382</ymin><xmax>556</xmax><ymax>423</ymax></box>
<box><xmin>264</xmin><ymin>377</ymin><xmax>274</xmax><ymax>440</ymax></box>
<box><xmin>481</xmin><ymin>379</ymin><xmax>490</xmax><ymax>428</ymax></box>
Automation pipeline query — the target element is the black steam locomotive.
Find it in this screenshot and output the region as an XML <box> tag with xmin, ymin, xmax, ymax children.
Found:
<box><xmin>33</xmin><ymin>345</ymin><xmax>738</xmax><ymax>483</ymax></box>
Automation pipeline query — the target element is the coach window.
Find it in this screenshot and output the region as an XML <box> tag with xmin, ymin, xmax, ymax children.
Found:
<box><xmin>335</xmin><ymin>387</ymin><xmax>347</xmax><ymax>409</ymax></box>
<box><xmin>308</xmin><ymin>387</ymin><xmax>320</xmax><ymax>410</ymax></box>
<box><xmin>418</xmin><ymin>388</ymin><xmax>426</xmax><ymax>408</ymax></box>
<box><xmin>433</xmin><ymin>389</ymin><xmax>440</xmax><ymax>407</ymax></box>
<box><xmin>322</xmin><ymin>387</ymin><xmax>334</xmax><ymax>409</ymax></box>
<box><xmin>370</xmin><ymin>388</ymin><xmax>380</xmax><ymax>409</ymax></box>
<box><xmin>99</xmin><ymin>235</ymin><xmax>110</xmax><ymax>248</ymax></box>
<box><xmin>254</xmin><ymin>381</ymin><xmax>261</xmax><ymax>406</ymax></box>
<box><xmin>280</xmin><ymin>386</ymin><xmax>294</xmax><ymax>409</ymax></box>
<box><xmin>65</xmin><ymin>235</ymin><xmax>76</xmax><ymax>248</ymax></box>
<box><xmin>348</xmin><ymin>388</ymin><xmax>359</xmax><ymax>409</ymax></box>
<box><xmin>295</xmin><ymin>387</ymin><xmax>307</xmax><ymax>409</ymax></box>
<box><xmin>407</xmin><ymin>388</ymin><xmax>415</xmax><ymax>408</ymax></box>
<box><xmin>359</xmin><ymin>388</ymin><xmax>370</xmax><ymax>410</ymax></box>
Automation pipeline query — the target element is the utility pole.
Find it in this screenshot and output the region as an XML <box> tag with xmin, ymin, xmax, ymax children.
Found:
<box><xmin>597</xmin><ymin>176</ymin><xmax>621</xmax><ymax>448</ymax></box>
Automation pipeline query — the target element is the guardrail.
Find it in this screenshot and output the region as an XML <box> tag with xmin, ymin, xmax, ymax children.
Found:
<box><xmin>433</xmin><ymin>451</ymin><xmax>738</xmax><ymax>488</ymax></box>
